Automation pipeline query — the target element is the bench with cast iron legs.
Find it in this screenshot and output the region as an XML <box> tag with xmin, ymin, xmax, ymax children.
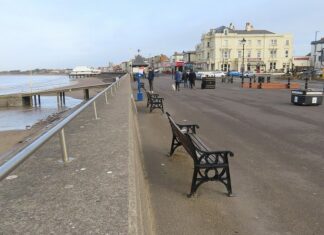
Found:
<box><xmin>166</xmin><ymin>112</ymin><xmax>234</xmax><ymax>197</ymax></box>
<box><xmin>146</xmin><ymin>91</ymin><xmax>164</xmax><ymax>113</ymax></box>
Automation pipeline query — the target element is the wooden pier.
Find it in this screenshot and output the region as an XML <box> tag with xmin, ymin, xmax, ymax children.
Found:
<box><xmin>0</xmin><ymin>83</ymin><xmax>110</xmax><ymax>107</ymax></box>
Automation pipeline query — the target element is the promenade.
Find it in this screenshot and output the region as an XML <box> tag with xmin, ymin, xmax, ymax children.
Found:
<box><xmin>136</xmin><ymin>75</ymin><xmax>324</xmax><ymax>234</ymax></box>
<box><xmin>1</xmin><ymin>74</ymin><xmax>323</xmax><ymax>234</ymax></box>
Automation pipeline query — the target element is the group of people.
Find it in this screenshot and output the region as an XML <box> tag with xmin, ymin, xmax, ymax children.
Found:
<box><xmin>175</xmin><ymin>69</ymin><xmax>196</xmax><ymax>91</ymax></box>
<box><xmin>141</xmin><ymin>67</ymin><xmax>196</xmax><ymax>93</ymax></box>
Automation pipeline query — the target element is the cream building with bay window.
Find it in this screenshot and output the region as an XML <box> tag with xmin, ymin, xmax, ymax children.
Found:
<box><xmin>195</xmin><ymin>23</ymin><xmax>293</xmax><ymax>73</ymax></box>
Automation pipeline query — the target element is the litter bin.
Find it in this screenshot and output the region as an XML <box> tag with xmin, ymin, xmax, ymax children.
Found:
<box><xmin>201</xmin><ymin>76</ymin><xmax>216</xmax><ymax>89</ymax></box>
<box><xmin>291</xmin><ymin>89</ymin><xmax>323</xmax><ymax>106</ymax></box>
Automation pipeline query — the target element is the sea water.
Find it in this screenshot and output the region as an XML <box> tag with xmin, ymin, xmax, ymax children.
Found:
<box><xmin>0</xmin><ymin>75</ymin><xmax>82</xmax><ymax>131</ymax></box>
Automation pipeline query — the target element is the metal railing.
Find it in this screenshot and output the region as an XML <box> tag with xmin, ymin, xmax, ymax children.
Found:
<box><xmin>0</xmin><ymin>75</ymin><xmax>125</xmax><ymax>181</ymax></box>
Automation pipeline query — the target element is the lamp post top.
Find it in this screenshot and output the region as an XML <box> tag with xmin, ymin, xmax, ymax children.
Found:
<box><xmin>241</xmin><ymin>38</ymin><xmax>246</xmax><ymax>44</ymax></box>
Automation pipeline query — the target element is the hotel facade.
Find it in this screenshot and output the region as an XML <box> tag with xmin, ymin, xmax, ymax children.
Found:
<box><xmin>195</xmin><ymin>23</ymin><xmax>293</xmax><ymax>73</ymax></box>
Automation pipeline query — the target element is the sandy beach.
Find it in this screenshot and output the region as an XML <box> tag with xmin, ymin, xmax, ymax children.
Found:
<box><xmin>0</xmin><ymin>76</ymin><xmax>114</xmax><ymax>163</ymax></box>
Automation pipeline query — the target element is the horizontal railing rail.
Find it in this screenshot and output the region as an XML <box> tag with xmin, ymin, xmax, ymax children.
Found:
<box><xmin>0</xmin><ymin>75</ymin><xmax>126</xmax><ymax>181</ymax></box>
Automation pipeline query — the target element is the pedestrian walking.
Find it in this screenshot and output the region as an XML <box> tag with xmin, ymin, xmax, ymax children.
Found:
<box><xmin>175</xmin><ymin>69</ymin><xmax>182</xmax><ymax>91</ymax></box>
<box><xmin>148</xmin><ymin>67</ymin><xmax>154</xmax><ymax>92</ymax></box>
<box><xmin>188</xmin><ymin>69</ymin><xmax>196</xmax><ymax>89</ymax></box>
<box><xmin>182</xmin><ymin>71</ymin><xmax>188</xmax><ymax>88</ymax></box>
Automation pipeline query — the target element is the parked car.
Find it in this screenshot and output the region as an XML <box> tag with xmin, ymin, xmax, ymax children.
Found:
<box><xmin>196</xmin><ymin>71</ymin><xmax>213</xmax><ymax>80</ymax></box>
<box><xmin>227</xmin><ymin>70</ymin><xmax>241</xmax><ymax>77</ymax></box>
<box><xmin>314</xmin><ymin>69</ymin><xmax>323</xmax><ymax>76</ymax></box>
<box><xmin>213</xmin><ymin>70</ymin><xmax>226</xmax><ymax>77</ymax></box>
<box><xmin>243</xmin><ymin>71</ymin><xmax>255</xmax><ymax>78</ymax></box>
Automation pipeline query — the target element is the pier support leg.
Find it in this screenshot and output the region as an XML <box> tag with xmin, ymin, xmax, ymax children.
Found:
<box><xmin>33</xmin><ymin>95</ymin><xmax>37</xmax><ymax>107</ymax></box>
<box><xmin>59</xmin><ymin>128</ymin><xmax>69</xmax><ymax>163</ymax></box>
<box><xmin>63</xmin><ymin>92</ymin><xmax>66</xmax><ymax>105</ymax></box>
<box><xmin>57</xmin><ymin>93</ymin><xmax>60</xmax><ymax>109</ymax></box>
<box><xmin>38</xmin><ymin>95</ymin><xmax>41</xmax><ymax>106</ymax></box>
<box><xmin>84</xmin><ymin>89</ymin><xmax>90</xmax><ymax>100</ymax></box>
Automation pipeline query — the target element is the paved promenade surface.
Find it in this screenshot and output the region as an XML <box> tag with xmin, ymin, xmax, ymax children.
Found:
<box><xmin>136</xmin><ymin>75</ymin><xmax>324</xmax><ymax>235</ymax></box>
<box><xmin>0</xmin><ymin>76</ymin><xmax>153</xmax><ymax>234</ymax></box>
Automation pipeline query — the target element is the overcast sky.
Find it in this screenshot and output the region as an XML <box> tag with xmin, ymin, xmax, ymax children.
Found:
<box><xmin>0</xmin><ymin>0</ymin><xmax>323</xmax><ymax>70</ymax></box>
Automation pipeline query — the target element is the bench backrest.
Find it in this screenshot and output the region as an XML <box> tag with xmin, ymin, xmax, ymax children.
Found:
<box><xmin>166</xmin><ymin>113</ymin><xmax>198</xmax><ymax>162</ymax></box>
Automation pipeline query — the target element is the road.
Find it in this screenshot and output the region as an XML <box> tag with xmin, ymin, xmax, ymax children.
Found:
<box><xmin>136</xmin><ymin>75</ymin><xmax>324</xmax><ymax>235</ymax></box>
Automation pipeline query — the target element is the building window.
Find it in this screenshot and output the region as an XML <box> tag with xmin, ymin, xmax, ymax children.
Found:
<box><xmin>223</xmin><ymin>51</ymin><xmax>228</xmax><ymax>59</ymax></box>
<box><xmin>286</xmin><ymin>40</ymin><xmax>289</xmax><ymax>46</ymax></box>
<box><xmin>207</xmin><ymin>52</ymin><xmax>210</xmax><ymax>59</ymax></box>
<box><xmin>257</xmin><ymin>40</ymin><xmax>261</xmax><ymax>46</ymax></box>
<box><xmin>238</xmin><ymin>50</ymin><xmax>242</xmax><ymax>58</ymax></box>
<box><xmin>270</xmin><ymin>49</ymin><xmax>277</xmax><ymax>58</ymax></box>
<box><xmin>270</xmin><ymin>62</ymin><xmax>277</xmax><ymax>70</ymax></box>
<box><xmin>285</xmin><ymin>50</ymin><xmax>289</xmax><ymax>58</ymax></box>
<box><xmin>248</xmin><ymin>40</ymin><xmax>252</xmax><ymax>46</ymax></box>
<box><xmin>207</xmin><ymin>42</ymin><xmax>210</xmax><ymax>47</ymax></box>
<box><xmin>247</xmin><ymin>50</ymin><xmax>251</xmax><ymax>58</ymax></box>
<box><xmin>271</xmin><ymin>39</ymin><xmax>277</xmax><ymax>46</ymax></box>
<box><xmin>257</xmin><ymin>50</ymin><xmax>261</xmax><ymax>58</ymax></box>
<box><xmin>224</xmin><ymin>29</ymin><xmax>228</xmax><ymax>35</ymax></box>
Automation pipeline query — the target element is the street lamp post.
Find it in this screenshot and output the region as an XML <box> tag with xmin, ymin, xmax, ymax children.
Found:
<box><xmin>241</xmin><ymin>38</ymin><xmax>246</xmax><ymax>87</ymax></box>
<box><xmin>313</xmin><ymin>31</ymin><xmax>319</xmax><ymax>80</ymax></box>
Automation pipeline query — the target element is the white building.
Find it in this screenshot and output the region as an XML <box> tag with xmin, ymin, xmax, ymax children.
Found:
<box><xmin>69</xmin><ymin>66</ymin><xmax>101</xmax><ymax>77</ymax></box>
<box><xmin>195</xmin><ymin>22</ymin><xmax>293</xmax><ymax>73</ymax></box>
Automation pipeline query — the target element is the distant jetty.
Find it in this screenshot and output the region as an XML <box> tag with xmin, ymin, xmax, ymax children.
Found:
<box><xmin>69</xmin><ymin>66</ymin><xmax>101</xmax><ymax>78</ymax></box>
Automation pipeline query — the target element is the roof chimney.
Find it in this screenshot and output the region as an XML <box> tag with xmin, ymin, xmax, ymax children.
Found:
<box><xmin>245</xmin><ymin>22</ymin><xmax>254</xmax><ymax>31</ymax></box>
<box><xmin>229</xmin><ymin>23</ymin><xmax>235</xmax><ymax>30</ymax></box>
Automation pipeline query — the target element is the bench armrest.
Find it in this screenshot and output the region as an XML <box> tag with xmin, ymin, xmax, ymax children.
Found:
<box><xmin>177</xmin><ymin>124</ymin><xmax>199</xmax><ymax>134</ymax></box>
<box><xmin>153</xmin><ymin>97</ymin><xmax>164</xmax><ymax>100</ymax></box>
<box><xmin>196</xmin><ymin>150</ymin><xmax>234</xmax><ymax>166</ymax></box>
<box><xmin>201</xmin><ymin>150</ymin><xmax>234</xmax><ymax>157</ymax></box>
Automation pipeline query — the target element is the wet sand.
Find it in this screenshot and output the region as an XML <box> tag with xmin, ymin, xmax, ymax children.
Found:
<box><xmin>0</xmin><ymin>77</ymin><xmax>112</xmax><ymax>163</ymax></box>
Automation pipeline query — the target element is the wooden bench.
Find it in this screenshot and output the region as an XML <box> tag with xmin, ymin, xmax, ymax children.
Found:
<box><xmin>146</xmin><ymin>91</ymin><xmax>164</xmax><ymax>113</ymax></box>
<box><xmin>166</xmin><ymin>112</ymin><xmax>234</xmax><ymax>197</ymax></box>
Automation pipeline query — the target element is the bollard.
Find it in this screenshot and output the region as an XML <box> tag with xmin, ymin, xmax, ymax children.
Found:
<box><xmin>305</xmin><ymin>77</ymin><xmax>309</xmax><ymax>90</ymax></box>
<box><xmin>287</xmin><ymin>76</ymin><xmax>291</xmax><ymax>89</ymax></box>
<box><xmin>59</xmin><ymin>128</ymin><xmax>69</xmax><ymax>163</ymax></box>
<box><xmin>249</xmin><ymin>77</ymin><xmax>252</xmax><ymax>88</ymax></box>
<box><xmin>241</xmin><ymin>76</ymin><xmax>244</xmax><ymax>87</ymax></box>
<box><xmin>93</xmin><ymin>101</ymin><xmax>98</xmax><ymax>120</ymax></box>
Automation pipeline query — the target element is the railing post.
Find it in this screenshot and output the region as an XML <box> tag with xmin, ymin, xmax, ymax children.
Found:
<box><xmin>111</xmin><ymin>86</ymin><xmax>114</xmax><ymax>96</ymax></box>
<box><xmin>59</xmin><ymin>128</ymin><xmax>69</xmax><ymax>163</ymax></box>
<box><xmin>93</xmin><ymin>101</ymin><xmax>98</xmax><ymax>119</ymax></box>
<box><xmin>105</xmin><ymin>91</ymin><xmax>109</xmax><ymax>104</ymax></box>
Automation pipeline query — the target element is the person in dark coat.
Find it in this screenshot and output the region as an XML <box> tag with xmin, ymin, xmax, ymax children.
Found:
<box><xmin>182</xmin><ymin>71</ymin><xmax>188</xmax><ymax>88</ymax></box>
<box><xmin>175</xmin><ymin>69</ymin><xmax>182</xmax><ymax>91</ymax></box>
<box><xmin>147</xmin><ymin>67</ymin><xmax>154</xmax><ymax>92</ymax></box>
<box><xmin>188</xmin><ymin>69</ymin><xmax>196</xmax><ymax>89</ymax></box>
